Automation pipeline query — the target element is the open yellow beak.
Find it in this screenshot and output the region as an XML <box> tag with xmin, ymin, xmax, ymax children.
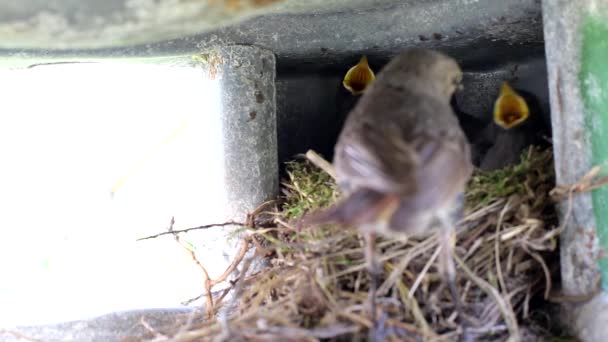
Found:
<box><xmin>493</xmin><ymin>82</ymin><xmax>530</xmax><ymax>129</ymax></box>
<box><xmin>342</xmin><ymin>56</ymin><xmax>375</xmax><ymax>95</ymax></box>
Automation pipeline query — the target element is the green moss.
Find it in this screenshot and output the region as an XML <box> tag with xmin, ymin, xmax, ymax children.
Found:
<box><xmin>280</xmin><ymin>148</ymin><xmax>553</xmax><ymax>218</ymax></box>
<box><xmin>465</xmin><ymin>147</ymin><xmax>554</xmax><ymax>208</ymax></box>
<box><xmin>580</xmin><ymin>11</ymin><xmax>608</xmax><ymax>291</ymax></box>
<box><xmin>281</xmin><ymin>159</ymin><xmax>338</xmax><ymax>220</ymax></box>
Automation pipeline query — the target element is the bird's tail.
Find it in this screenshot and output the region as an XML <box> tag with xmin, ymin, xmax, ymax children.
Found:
<box><xmin>300</xmin><ymin>188</ymin><xmax>398</xmax><ymax>228</ymax></box>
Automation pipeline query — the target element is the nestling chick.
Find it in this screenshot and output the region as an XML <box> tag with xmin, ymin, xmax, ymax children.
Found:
<box><xmin>479</xmin><ymin>82</ymin><xmax>550</xmax><ymax>171</ymax></box>
<box><xmin>342</xmin><ymin>56</ymin><xmax>376</xmax><ymax>95</ymax></box>
<box><xmin>304</xmin><ymin>48</ymin><xmax>473</xmax><ymax>338</ymax></box>
<box><xmin>493</xmin><ymin>82</ymin><xmax>529</xmax><ymax>129</ymax></box>
<box><xmin>329</xmin><ymin>56</ymin><xmax>376</xmax><ymax>163</ymax></box>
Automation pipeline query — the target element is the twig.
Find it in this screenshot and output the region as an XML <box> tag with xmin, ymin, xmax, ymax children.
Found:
<box><xmin>140</xmin><ymin>317</ymin><xmax>168</xmax><ymax>339</ymax></box>
<box><xmin>210</xmin><ymin>238</ymin><xmax>251</xmax><ymax>287</ymax></box>
<box><xmin>454</xmin><ymin>255</ymin><xmax>520</xmax><ymax>341</ymax></box>
<box><xmin>26</xmin><ymin>61</ymin><xmax>96</xmax><ymax>69</ymax></box>
<box><xmin>547</xmin><ymin>290</ymin><xmax>599</xmax><ymax>303</ymax></box>
<box><xmin>181</xmin><ymin>282</ymin><xmax>247</xmax><ymax>306</ymax></box>
<box><xmin>177</xmin><ymin>230</ymin><xmax>259</xmax><ymax>321</ymax></box>
<box><xmin>579</xmin><ymin>176</ymin><xmax>608</xmax><ymax>193</ymax></box>
<box><xmin>524</xmin><ymin>249</ymin><xmax>552</xmax><ymax>300</ymax></box>
<box><xmin>465</xmin><ymin>325</ymin><xmax>508</xmax><ymax>335</ymax></box>
<box><xmin>409</xmin><ymin>246</ymin><xmax>440</xmax><ymax>299</ymax></box>
<box><xmin>168</xmin><ymin>217</ymin><xmax>215</xmax><ymax>319</ymax></box>
<box><xmin>137</xmin><ymin>221</ymin><xmax>246</xmax><ymax>241</ymax></box>
<box><xmin>160</xmin><ymin>217</ymin><xmax>213</xmax><ymax>318</ymax></box>
<box><xmin>550</xmin><ymin>166</ymin><xmax>608</xmax><ymax>200</ymax></box>
<box><xmin>395</xmin><ymin>279</ymin><xmax>435</xmax><ymax>339</ymax></box>
<box><xmin>305</xmin><ymin>149</ymin><xmax>337</xmax><ymax>180</ymax></box>
<box><xmin>242</xmin><ymin>324</ymin><xmax>359</xmax><ymax>340</ymax></box>
<box><xmin>495</xmin><ymin>199</ymin><xmax>512</xmax><ymax>294</ymax></box>
<box><xmin>377</xmin><ymin>235</ymin><xmax>438</xmax><ymax>295</ymax></box>
<box><xmin>215</xmin><ymin>252</ymin><xmax>259</xmax><ymax>342</ymax></box>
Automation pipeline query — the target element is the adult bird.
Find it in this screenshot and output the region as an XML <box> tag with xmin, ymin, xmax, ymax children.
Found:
<box><xmin>304</xmin><ymin>48</ymin><xmax>473</xmax><ymax>339</ymax></box>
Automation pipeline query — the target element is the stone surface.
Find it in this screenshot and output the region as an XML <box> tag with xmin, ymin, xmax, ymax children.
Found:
<box><xmin>0</xmin><ymin>0</ymin><xmax>286</xmax><ymax>50</ymax></box>
<box><xmin>543</xmin><ymin>1</ymin><xmax>608</xmax><ymax>340</ymax></box>
<box><xmin>543</xmin><ymin>0</ymin><xmax>601</xmax><ymax>298</ymax></box>
<box><xmin>0</xmin><ymin>0</ymin><xmax>542</xmax><ymax>70</ymax></box>
<box><xmin>572</xmin><ymin>293</ymin><xmax>608</xmax><ymax>342</ymax></box>
<box><xmin>2</xmin><ymin>308</ymin><xmax>201</xmax><ymax>342</ymax></box>
<box><xmin>216</xmin><ymin>45</ymin><xmax>278</xmax><ymax>219</ymax></box>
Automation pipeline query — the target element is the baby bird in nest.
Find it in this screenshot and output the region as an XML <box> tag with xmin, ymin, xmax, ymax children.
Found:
<box><xmin>342</xmin><ymin>56</ymin><xmax>376</xmax><ymax>95</ymax></box>
<box><xmin>304</xmin><ymin>48</ymin><xmax>473</xmax><ymax>340</ymax></box>
<box><xmin>479</xmin><ymin>82</ymin><xmax>550</xmax><ymax>171</ymax></box>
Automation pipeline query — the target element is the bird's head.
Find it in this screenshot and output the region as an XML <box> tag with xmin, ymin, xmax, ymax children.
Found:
<box><xmin>342</xmin><ymin>56</ymin><xmax>376</xmax><ymax>95</ymax></box>
<box><xmin>493</xmin><ymin>82</ymin><xmax>530</xmax><ymax>130</ymax></box>
<box><xmin>383</xmin><ymin>49</ymin><xmax>463</xmax><ymax>99</ymax></box>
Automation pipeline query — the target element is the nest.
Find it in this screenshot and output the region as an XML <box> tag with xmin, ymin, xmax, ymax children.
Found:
<box><xmin>142</xmin><ymin>146</ymin><xmax>575</xmax><ymax>342</ymax></box>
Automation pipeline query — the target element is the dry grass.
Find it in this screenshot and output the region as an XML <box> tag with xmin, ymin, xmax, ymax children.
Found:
<box><xmin>141</xmin><ymin>146</ymin><xmax>580</xmax><ymax>342</ymax></box>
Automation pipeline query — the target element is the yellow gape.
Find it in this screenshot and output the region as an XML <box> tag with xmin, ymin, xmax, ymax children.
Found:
<box><xmin>342</xmin><ymin>56</ymin><xmax>375</xmax><ymax>95</ymax></box>
<box><xmin>493</xmin><ymin>82</ymin><xmax>530</xmax><ymax>129</ymax></box>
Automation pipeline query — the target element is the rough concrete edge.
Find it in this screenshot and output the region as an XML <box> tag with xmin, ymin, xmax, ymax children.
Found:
<box><xmin>201</xmin><ymin>43</ymin><xmax>277</xmax><ymax>314</ymax></box>
<box><xmin>571</xmin><ymin>292</ymin><xmax>608</xmax><ymax>342</ymax></box>
<box><xmin>0</xmin><ymin>0</ymin><xmax>542</xmax><ymax>62</ymax></box>
<box><xmin>543</xmin><ymin>0</ymin><xmax>600</xmax><ymax>297</ymax></box>
<box><xmin>543</xmin><ymin>0</ymin><xmax>605</xmax><ymax>340</ymax></box>
<box><xmin>0</xmin><ymin>0</ymin><xmax>286</xmax><ymax>50</ymax></box>
<box><xmin>2</xmin><ymin>308</ymin><xmax>202</xmax><ymax>342</ymax></box>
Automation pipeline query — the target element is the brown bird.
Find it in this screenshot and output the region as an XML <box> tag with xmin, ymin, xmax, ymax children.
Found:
<box><xmin>304</xmin><ymin>49</ymin><xmax>473</xmax><ymax>338</ymax></box>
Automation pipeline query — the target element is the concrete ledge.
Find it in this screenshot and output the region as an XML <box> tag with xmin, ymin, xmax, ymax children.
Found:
<box><xmin>574</xmin><ymin>293</ymin><xmax>608</xmax><ymax>342</ymax></box>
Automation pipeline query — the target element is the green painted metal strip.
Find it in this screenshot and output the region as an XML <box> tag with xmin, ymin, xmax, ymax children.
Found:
<box><xmin>581</xmin><ymin>10</ymin><xmax>608</xmax><ymax>291</ymax></box>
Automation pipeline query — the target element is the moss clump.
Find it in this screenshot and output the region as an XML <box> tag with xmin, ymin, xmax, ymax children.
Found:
<box><xmin>466</xmin><ymin>147</ymin><xmax>555</xmax><ymax>208</ymax></box>
<box><xmin>281</xmin><ymin>159</ymin><xmax>339</xmax><ymax>220</ymax></box>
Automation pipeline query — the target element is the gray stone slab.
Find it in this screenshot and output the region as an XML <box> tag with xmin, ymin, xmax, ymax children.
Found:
<box><xmin>543</xmin><ymin>0</ymin><xmax>601</xmax><ymax>298</ymax></box>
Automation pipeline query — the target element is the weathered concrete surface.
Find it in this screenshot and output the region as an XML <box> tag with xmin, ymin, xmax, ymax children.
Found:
<box><xmin>543</xmin><ymin>0</ymin><xmax>608</xmax><ymax>341</ymax></box>
<box><xmin>571</xmin><ymin>293</ymin><xmax>608</xmax><ymax>342</ymax></box>
<box><xmin>0</xmin><ymin>0</ymin><xmax>286</xmax><ymax>50</ymax></box>
<box><xmin>163</xmin><ymin>44</ymin><xmax>277</xmax><ymax>301</ymax></box>
<box><xmin>218</xmin><ymin>45</ymin><xmax>278</xmax><ymax>220</ymax></box>
<box><xmin>0</xmin><ymin>0</ymin><xmax>542</xmax><ymax>69</ymax></box>
<box><xmin>543</xmin><ymin>0</ymin><xmax>601</xmax><ymax>298</ymax></box>
<box><xmin>1</xmin><ymin>308</ymin><xmax>202</xmax><ymax>342</ymax></box>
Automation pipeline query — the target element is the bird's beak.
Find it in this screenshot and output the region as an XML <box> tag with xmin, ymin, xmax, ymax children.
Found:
<box><xmin>493</xmin><ymin>81</ymin><xmax>530</xmax><ymax>129</ymax></box>
<box><xmin>343</xmin><ymin>56</ymin><xmax>376</xmax><ymax>95</ymax></box>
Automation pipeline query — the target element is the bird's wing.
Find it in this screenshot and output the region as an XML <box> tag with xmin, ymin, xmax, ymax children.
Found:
<box><xmin>408</xmin><ymin>133</ymin><xmax>472</xmax><ymax>209</ymax></box>
<box><xmin>334</xmin><ymin>117</ymin><xmax>420</xmax><ymax>194</ymax></box>
<box><xmin>334</xmin><ymin>97</ymin><xmax>471</xmax><ymax>205</ymax></box>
